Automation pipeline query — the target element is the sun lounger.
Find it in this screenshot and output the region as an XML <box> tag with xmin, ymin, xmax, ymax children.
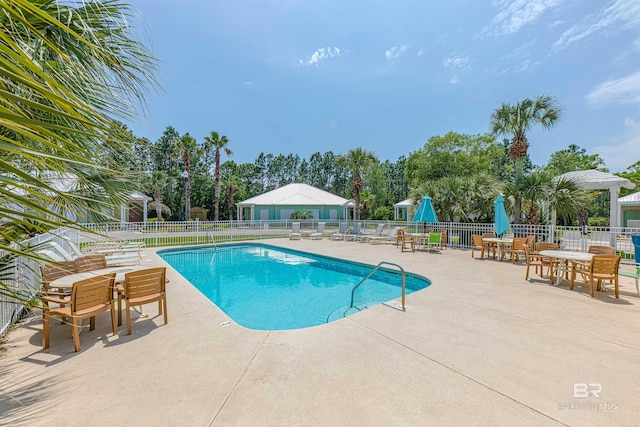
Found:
<box><xmin>289</xmin><ymin>222</ymin><xmax>302</xmax><ymax>240</ymax></box>
<box><xmin>331</xmin><ymin>222</ymin><xmax>349</xmax><ymax>240</ymax></box>
<box><xmin>310</xmin><ymin>222</ymin><xmax>326</xmax><ymax>240</ymax></box>
<box><xmin>344</xmin><ymin>223</ymin><xmax>363</xmax><ymax>241</ymax></box>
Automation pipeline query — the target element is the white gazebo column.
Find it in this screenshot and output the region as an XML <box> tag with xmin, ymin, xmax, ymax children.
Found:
<box><xmin>120</xmin><ymin>203</ymin><xmax>127</xmax><ymax>228</ymax></box>
<box><xmin>610</xmin><ymin>186</ymin><xmax>620</xmax><ymax>229</ymax></box>
<box><xmin>236</xmin><ymin>205</ymin><xmax>242</xmax><ymax>221</ymax></box>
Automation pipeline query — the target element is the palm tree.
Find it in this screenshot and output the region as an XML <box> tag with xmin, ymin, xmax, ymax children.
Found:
<box><xmin>173</xmin><ymin>134</ymin><xmax>198</xmax><ymax>221</ymax></box>
<box><xmin>224</xmin><ymin>175</ymin><xmax>244</xmax><ymax>220</ymax></box>
<box><xmin>342</xmin><ymin>148</ymin><xmax>377</xmax><ymax>220</ymax></box>
<box><xmin>0</xmin><ymin>0</ymin><xmax>156</xmax><ymax>301</ymax></box>
<box><xmin>490</xmin><ymin>95</ymin><xmax>561</xmax><ymax>223</ymax></box>
<box><xmin>203</xmin><ymin>131</ymin><xmax>233</xmax><ymax>221</ymax></box>
<box><xmin>144</xmin><ymin>171</ymin><xmax>171</xmax><ymax>221</ymax></box>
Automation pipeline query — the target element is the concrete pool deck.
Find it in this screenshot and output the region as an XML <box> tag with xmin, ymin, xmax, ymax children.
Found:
<box><xmin>1</xmin><ymin>239</ymin><xmax>639</xmax><ymax>426</ymax></box>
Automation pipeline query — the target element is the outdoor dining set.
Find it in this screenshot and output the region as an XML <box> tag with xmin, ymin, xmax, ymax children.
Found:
<box><xmin>470</xmin><ymin>233</ymin><xmax>639</xmax><ymax>300</ymax></box>
<box><xmin>39</xmin><ymin>252</ymin><xmax>168</xmax><ymax>352</ymax></box>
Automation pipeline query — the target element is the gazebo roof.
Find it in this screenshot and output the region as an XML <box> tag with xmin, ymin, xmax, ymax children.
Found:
<box><xmin>558</xmin><ymin>170</ymin><xmax>634</xmax><ymax>191</ymax></box>
<box><xmin>394</xmin><ymin>198</ymin><xmax>414</xmax><ymax>207</ymax></box>
<box><xmin>237</xmin><ymin>183</ymin><xmax>348</xmax><ymax>206</ymax></box>
<box><xmin>619</xmin><ymin>191</ymin><xmax>640</xmax><ymax>205</ymax></box>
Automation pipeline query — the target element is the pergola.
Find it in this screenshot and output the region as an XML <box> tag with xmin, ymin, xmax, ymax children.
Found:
<box><xmin>557</xmin><ymin>170</ymin><xmax>635</xmax><ymax>228</ymax></box>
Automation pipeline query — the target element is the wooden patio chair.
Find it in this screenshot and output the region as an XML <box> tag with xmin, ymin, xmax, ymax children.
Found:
<box><xmin>510</xmin><ymin>237</ymin><xmax>528</xmax><ymax>263</ymax></box>
<box><xmin>397</xmin><ymin>229</ymin><xmax>415</xmax><ymax>252</ymax></box>
<box><xmin>471</xmin><ymin>234</ymin><xmax>485</xmax><ymax>258</ymax></box>
<box><xmin>482</xmin><ymin>233</ymin><xmax>497</xmax><ymax>259</ymax></box>
<box><xmin>570</xmin><ymin>255</ymin><xmax>621</xmax><ymax>298</ymax></box>
<box><xmin>117</xmin><ymin>267</ymin><xmax>168</xmax><ymax>335</ymax></box>
<box><xmin>39</xmin><ymin>261</ymin><xmax>76</xmax><ymax>310</ymax></box>
<box><xmin>523</xmin><ymin>245</ymin><xmax>550</xmax><ymax>280</ymax></box>
<box><xmin>43</xmin><ymin>273</ymin><xmax>117</xmax><ymax>352</ymax></box>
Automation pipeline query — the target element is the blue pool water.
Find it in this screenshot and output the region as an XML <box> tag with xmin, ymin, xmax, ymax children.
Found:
<box><xmin>158</xmin><ymin>244</ymin><xmax>430</xmax><ymax>330</ymax></box>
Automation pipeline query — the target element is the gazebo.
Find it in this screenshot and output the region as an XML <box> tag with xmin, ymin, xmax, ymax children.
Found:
<box><xmin>557</xmin><ymin>170</ymin><xmax>635</xmax><ymax>228</ymax></box>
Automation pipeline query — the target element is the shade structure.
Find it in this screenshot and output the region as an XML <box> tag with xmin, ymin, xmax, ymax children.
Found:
<box><xmin>494</xmin><ymin>195</ymin><xmax>510</xmax><ymax>236</ymax></box>
<box><xmin>412</xmin><ymin>195</ymin><xmax>439</xmax><ymax>223</ymax></box>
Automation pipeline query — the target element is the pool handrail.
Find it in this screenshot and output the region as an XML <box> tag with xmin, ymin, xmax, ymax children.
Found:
<box><xmin>350</xmin><ymin>261</ymin><xmax>406</xmax><ymax>311</ymax></box>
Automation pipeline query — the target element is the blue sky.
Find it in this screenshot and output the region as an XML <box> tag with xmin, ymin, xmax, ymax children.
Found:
<box><xmin>128</xmin><ymin>0</ymin><xmax>640</xmax><ymax>172</ymax></box>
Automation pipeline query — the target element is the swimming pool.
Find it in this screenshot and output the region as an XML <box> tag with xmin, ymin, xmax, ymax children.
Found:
<box><xmin>159</xmin><ymin>243</ymin><xmax>431</xmax><ymax>330</ymax></box>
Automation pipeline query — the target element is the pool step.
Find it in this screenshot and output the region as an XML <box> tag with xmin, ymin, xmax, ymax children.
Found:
<box><xmin>326</xmin><ymin>301</ymin><xmax>377</xmax><ymax>323</ymax></box>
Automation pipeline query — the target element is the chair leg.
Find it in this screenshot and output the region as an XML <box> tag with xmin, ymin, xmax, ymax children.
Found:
<box><xmin>118</xmin><ymin>293</ymin><xmax>123</xmax><ymax>326</ymax></box>
<box><xmin>615</xmin><ymin>277</ymin><xmax>619</xmax><ymax>299</ymax></box>
<box><xmin>126</xmin><ymin>301</ymin><xmax>132</xmax><ymax>335</ymax></box>
<box><xmin>570</xmin><ymin>266</ymin><xmax>575</xmax><ymax>290</ymax></box>
<box><xmin>43</xmin><ymin>311</ymin><xmax>50</xmax><ymax>349</ymax></box>
<box><xmin>90</xmin><ymin>316</ymin><xmax>95</xmax><ymax>331</ymax></box>
<box><xmin>158</xmin><ymin>300</ymin><xmax>162</xmax><ymax>315</ymax></box>
<box><xmin>72</xmin><ymin>318</ymin><xmax>81</xmax><ymax>352</ymax></box>
<box><xmin>589</xmin><ymin>278</ymin><xmax>595</xmax><ymax>298</ymax></box>
<box><xmin>525</xmin><ymin>264</ymin><xmax>530</xmax><ymax>280</ymax></box>
<box><xmin>163</xmin><ymin>297</ymin><xmax>168</xmax><ymax>325</ymax></box>
<box><xmin>110</xmin><ymin>304</ymin><xmax>118</xmax><ymax>335</ymax></box>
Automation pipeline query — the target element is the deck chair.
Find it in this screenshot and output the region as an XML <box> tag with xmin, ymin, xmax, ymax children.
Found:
<box><xmin>619</xmin><ymin>266</ymin><xmax>640</xmax><ymax>297</ymax></box>
<box><xmin>570</xmin><ymin>255</ymin><xmax>621</xmax><ymax>298</ymax></box>
<box><xmin>426</xmin><ymin>232</ymin><xmax>442</xmax><ymax>252</ymax></box>
<box><xmin>117</xmin><ymin>267</ymin><xmax>168</xmax><ymax>335</ymax></box>
<box><xmin>39</xmin><ymin>261</ymin><xmax>76</xmax><ymax>310</ymax></box>
<box><xmin>46</xmin><ymin>241</ymin><xmax>75</xmax><ymax>261</ymax></box>
<box><xmin>289</xmin><ymin>222</ymin><xmax>302</xmax><ymax>240</ymax></box>
<box><xmin>364</xmin><ymin>223</ymin><xmax>386</xmax><ymax>244</ymax></box>
<box><xmin>331</xmin><ymin>222</ymin><xmax>349</xmax><ymax>240</ymax></box>
<box><xmin>344</xmin><ymin>223</ymin><xmax>362</xmax><ymax>241</ymax></box>
<box><xmin>310</xmin><ymin>222</ymin><xmax>326</xmax><ymax>240</ymax></box>
<box><xmin>43</xmin><ymin>273</ymin><xmax>117</xmax><ymax>352</ymax></box>
<box><xmin>397</xmin><ymin>229</ymin><xmax>415</xmax><ymax>252</ymax></box>
<box><xmin>75</xmin><ymin>254</ymin><xmax>107</xmax><ymax>272</ymax></box>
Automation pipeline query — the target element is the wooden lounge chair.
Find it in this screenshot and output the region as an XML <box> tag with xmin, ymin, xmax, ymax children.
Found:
<box><xmin>43</xmin><ymin>273</ymin><xmax>117</xmax><ymax>352</ymax></box>
<box><xmin>117</xmin><ymin>267</ymin><xmax>168</xmax><ymax>335</ymax></box>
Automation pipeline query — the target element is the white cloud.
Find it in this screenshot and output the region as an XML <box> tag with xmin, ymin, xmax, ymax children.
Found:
<box><xmin>554</xmin><ymin>0</ymin><xmax>640</xmax><ymax>50</ymax></box>
<box><xmin>449</xmin><ymin>76</ymin><xmax>460</xmax><ymax>84</ymax></box>
<box><xmin>417</xmin><ymin>49</ymin><xmax>426</xmax><ymax>57</ymax></box>
<box><xmin>482</xmin><ymin>0</ymin><xmax>562</xmax><ymax>37</ymax></box>
<box><xmin>385</xmin><ymin>44</ymin><xmax>410</xmax><ymax>60</ymax></box>
<box><xmin>590</xmin><ymin>118</ymin><xmax>640</xmax><ymax>172</ymax></box>
<box><xmin>585</xmin><ymin>72</ymin><xmax>640</xmax><ymax>106</ymax></box>
<box><xmin>243</xmin><ymin>81</ymin><xmax>253</xmax><ymax>86</ymax></box>
<box><xmin>442</xmin><ymin>55</ymin><xmax>469</xmax><ymax>69</ymax></box>
<box><xmin>513</xmin><ymin>59</ymin><xmax>540</xmax><ymax>72</ymax></box>
<box><xmin>297</xmin><ymin>47</ymin><xmax>347</xmax><ymax>66</ymax></box>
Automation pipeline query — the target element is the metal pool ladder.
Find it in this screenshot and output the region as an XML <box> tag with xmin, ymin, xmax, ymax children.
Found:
<box><xmin>350</xmin><ymin>261</ymin><xmax>406</xmax><ymax>311</ymax></box>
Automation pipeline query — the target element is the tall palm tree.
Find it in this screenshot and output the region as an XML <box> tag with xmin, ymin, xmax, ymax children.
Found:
<box><xmin>490</xmin><ymin>95</ymin><xmax>561</xmax><ymax>223</ymax></box>
<box><xmin>342</xmin><ymin>148</ymin><xmax>377</xmax><ymax>220</ymax></box>
<box><xmin>224</xmin><ymin>175</ymin><xmax>244</xmax><ymax>220</ymax></box>
<box><xmin>203</xmin><ymin>131</ymin><xmax>233</xmax><ymax>221</ymax></box>
<box><xmin>173</xmin><ymin>134</ymin><xmax>199</xmax><ymax>220</ymax></box>
<box><xmin>0</xmin><ymin>0</ymin><xmax>156</xmax><ymax>302</ymax></box>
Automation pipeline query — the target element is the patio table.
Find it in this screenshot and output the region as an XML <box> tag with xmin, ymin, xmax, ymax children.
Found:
<box><xmin>482</xmin><ymin>237</ymin><xmax>513</xmax><ymax>261</ymax></box>
<box><xmin>538</xmin><ymin>250</ymin><xmax>594</xmax><ymax>286</ymax></box>
<box><xmin>49</xmin><ymin>265</ymin><xmax>152</xmax><ymax>289</ymax></box>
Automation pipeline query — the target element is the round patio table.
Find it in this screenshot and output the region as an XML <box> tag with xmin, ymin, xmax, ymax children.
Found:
<box><xmin>538</xmin><ymin>250</ymin><xmax>594</xmax><ymax>286</ymax></box>
<box><xmin>482</xmin><ymin>237</ymin><xmax>513</xmax><ymax>260</ymax></box>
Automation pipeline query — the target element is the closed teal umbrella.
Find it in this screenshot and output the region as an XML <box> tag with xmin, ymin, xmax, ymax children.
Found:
<box><xmin>412</xmin><ymin>195</ymin><xmax>439</xmax><ymax>223</ymax></box>
<box><xmin>494</xmin><ymin>195</ymin><xmax>510</xmax><ymax>236</ymax></box>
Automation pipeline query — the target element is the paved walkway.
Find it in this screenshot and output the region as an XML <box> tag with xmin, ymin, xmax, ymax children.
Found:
<box><xmin>1</xmin><ymin>239</ymin><xmax>639</xmax><ymax>426</ymax></box>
